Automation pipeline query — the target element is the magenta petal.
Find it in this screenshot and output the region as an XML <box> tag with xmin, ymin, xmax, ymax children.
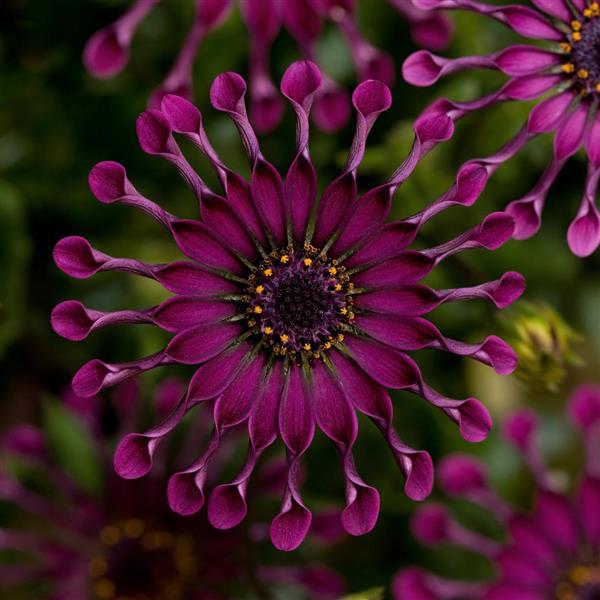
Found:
<box><xmin>313</xmin><ymin>174</ymin><xmax>357</xmax><ymax>247</ymax></box>
<box><xmin>553</xmin><ymin>104</ymin><xmax>589</xmax><ymax>160</ymax></box>
<box><xmin>411</xmin><ymin>503</ymin><xmax>450</xmax><ymax>544</ymax></box>
<box><xmin>155</xmin><ymin>262</ymin><xmax>238</xmax><ymax>295</ymax></box>
<box><xmin>89</xmin><ymin>161</ymin><xmax>129</xmax><ymax>203</ymax></box>
<box><xmin>210</xmin><ymin>71</ymin><xmax>247</xmax><ymax>114</ymax></box>
<box><xmin>270</xmin><ymin>502</ymin><xmax>312</xmax><ymax>551</ymax></box>
<box><xmin>113</xmin><ymin>434</ymin><xmax>156</xmax><ymax>479</ymax></box>
<box><xmin>53</xmin><ymin>236</ymin><xmax>107</xmax><ymax>279</ymax></box>
<box><xmin>312</xmin><ymin>86</ymin><xmax>352</xmax><ymax>133</ymax></box>
<box><xmin>167</xmin><ymin>472</ymin><xmax>205</xmax><ymax>516</ymax></box>
<box><xmin>527</xmin><ymin>90</ymin><xmax>574</xmax><ymax>133</ymax></box>
<box><xmin>286</xmin><ymin>155</ymin><xmax>317</xmax><ymax>243</ymax></box>
<box><xmin>531</xmin><ymin>0</ymin><xmax>571</xmax><ymax>21</ymax></box>
<box><xmin>353</xmin><ymin>252</ymin><xmax>434</xmax><ymax>288</ymax></box>
<box><xmin>251</xmin><ymin>160</ymin><xmax>286</xmax><ymax>244</ymax></box>
<box><xmin>344</xmin><ymin>222</ymin><xmax>416</xmax><ymax>268</ymax></box>
<box><xmin>153</xmin><ymin>296</ymin><xmax>234</xmax><ymax>332</ymax></box>
<box><xmin>578</xmin><ymin>477</ymin><xmax>600</xmax><ymax>549</ymax></box>
<box><xmin>568</xmin><ymin>203</ymin><xmax>600</xmax><ymax>257</ymax></box>
<box><xmin>166</xmin><ymin>323</ymin><xmax>240</xmax><ymax>364</ymax></box>
<box><xmin>136</xmin><ymin>109</ymin><xmax>175</xmax><ymax>155</ymax></box>
<box><xmin>279</xmin><ymin>366</ymin><xmax>315</xmax><ymax>455</ymax></box>
<box><xmin>454</xmin><ymin>398</ymin><xmax>492</xmax><ymax>442</ymax></box>
<box><xmin>438</xmin><ymin>454</ymin><xmax>487</xmax><ymax>495</ymax></box>
<box><xmin>207</xmin><ymin>484</ymin><xmax>248</xmax><ymax>529</ymax></box>
<box><xmin>504</xmin><ymin>74</ymin><xmax>561</xmax><ymax>101</ymax></box>
<box><xmin>568</xmin><ymin>383</ymin><xmax>600</xmax><ymax>431</ymax></box>
<box><xmin>83</xmin><ymin>27</ymin><xmax>129</xmax><ymax>78</ymax></box>
<box><xmin>341</xmin><ymin>481</ymin><xmax>380</xmax><ymax>536</ymax></box>
<box><xmin>160</xmin><ymin>94</ymin><xmax>202</xmax><ymax>134</ymax></box>
<box><xmin>352</xmin><ymin>79</ymin><xmax>392</xmax><ymax>119</ymax></box>
<box><xmin>392</xmin><ymin>568</ymin><xmax>437</xmax><ymax>600</ymax></box>
<box><xmin>506</xmin><ymin>198</ymin><xmax>542</xmax><ymax>239</ymax></box>
<box><xmin>495</xmin><ymin>46</ymin><xmax>560</xmax><ymax>76</ymax></box>
<box><xmin>402</xmin><ymin>50</ymin><xmax>446</xmax><ymax>86</ymax></box>
<box><xmin>535</xmin><ymin>491</ymin><xmax>579</xmax><ymax>552</ymax></box>
<box><xmin>51</xmin><ymin>300</ymin><xmax>95</xmax><ymax>341</ymax></box>
<box><xmin>280</xmin><ymin>60</ymin><xmax>322</xmax><ymax>106</ymax></box>
<box><xmin>500</xmin><ymin>6</ymin><xmax>562</xmax><ymax>40</ymax></box>
<box><xmin>171</xmin><ymin>220</ymin><xmax>243</xmax><ymax>274</ymax></box>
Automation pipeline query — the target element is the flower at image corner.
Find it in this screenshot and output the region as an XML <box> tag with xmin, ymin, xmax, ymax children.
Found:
<box><xmin>52</xmin><ymin>59</ymin><xmax>524</xmax><ymax>551</ymax></box>
<box><xmin>83</xmin><ymin>0</ymin><xmax>452</xmax><ymax>133</ymax></box>
<box><xmin>393</xmin><ymin>383</ymin><xmax>600</xmax><ymax>599</ymax></box>
<box><xmin>403</xmin><ymin>0</ymin><xmax>600</xmax><ymax>256</ymax></box>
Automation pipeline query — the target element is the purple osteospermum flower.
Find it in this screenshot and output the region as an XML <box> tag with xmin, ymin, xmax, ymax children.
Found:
<box><xmin>83</xmin><ymin>0</ymin><xmax>452</xmax><ymax>133</ymax></box>
<box><xmin>0</xmin><ymin>381</ymin><xmax>346</xmax><ymax>599</ymax></box>
<box><xmin>402</xmin><ymin>0</ymin><xmax>600</xmax><ymax>257</ymax></box>
<box><xmin>52</xmin><ymin>60</ymin><xmax>524</xmax><ymax>551</ymax></box>
<box><xmin>393</xmin><ymin>383</ymin><xmax>600</xmax><ymax>600</ymax></box>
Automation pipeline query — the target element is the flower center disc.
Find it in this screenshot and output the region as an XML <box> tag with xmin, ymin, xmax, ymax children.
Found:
<box><xmin>245</xmin><ymin>246</ymin><xmax>354</xmax><ymax>359</ymax></box>
<box><xmin>572</xmin><ymin>19</ymin><xmax>600</xmax><ymax>86</ymax></box>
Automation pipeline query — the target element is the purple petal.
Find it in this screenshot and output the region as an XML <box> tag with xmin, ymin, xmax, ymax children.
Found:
<box><xmin>438</xmin><ymin>454</ymin><xmax>487</xmax><ymax>495</ymax></box>
<box><xmin>251</xmin><ymin>160</ymin><xmax>286</xmax><ymax>244</ymax></box>
<box><xmin>166</xmin><ymin>323</ymin><xmax>240</xmax><ymax>364</ymax></box>
<box><xmin>286</xmin><ymin>155</ymin><xmax>317</xmax><ymax>243</ymax></box>
<box><xmin>568</xmin><ymin>384</ymin><xmax>600</xmax><ymax>431</ymax></box>
<box><xmin>279</xmin><ymin>366</ymin><xmax>315</xmax><ymax>455</ymax></box>
<box><xmin>527</xmin><ymin>90</ymin><xmax>574</xmax><ymax>133</ymax></box>
<box><xmin>83</xmin><ymin>27</ymin><xmax>129</xmax><ymax>78</ymax></box>
<box><xmin>553</xmin><ymin>103</ymin><xmax>589</xmax><ymax>160</ymax></box>
<box><xmin>495</xmin><ymin>46</ymin><xmax>560</xmax><ymax>76</ymax></box>
<box><xmin>312</xmin><ymin>174</ymin><xmax>356</xmax><ymax>247</ymax></box>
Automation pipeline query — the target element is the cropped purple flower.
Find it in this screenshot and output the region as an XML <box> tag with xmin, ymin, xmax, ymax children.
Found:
<box><xmin>52</xmin><ymin>60</ymin><xmax>523</xmax><ymax>551</ymax></box>
<box><xmin>83</xmin><ymin>0</ymin><xmax>452</xmax><ymax>133</ymax></box>
<box><xmin>393</xmin><ymin>383</ymin><xmax>600</xmax><ymax>600</ymax></box>
<box><xmin>0</xmin><ymin>381</ymin><xmax>345</xmax><ymax>599</ymax></box>
<box><xmin>403</xmin><ymin>0</ymin><xmax>600</xmax><ymax>256</ymax></box>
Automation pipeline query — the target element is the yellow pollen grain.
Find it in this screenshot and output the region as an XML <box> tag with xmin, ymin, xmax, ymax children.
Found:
<box><xmin>578</xmin><ymin>68</ymin><xmax>590</xmax><ymax>78</ymax></box>
<box><xmin>328</xmin><ymin>267</ymin><xmax>337</xmax><ymax>275</ymax></box>
<box><xmin>280</xmin><ymin>254</ymin><xmax>289</xmax><ymax>263</ymax></box>
<box><xmin>123</xmin><ymin>518</ymin><xmax>144</xmax><ymax>538</ymax></box>
<box><xmin>280</xmin><ymin>334</ymin><xmax>289</xmax><ymax>343</ymax></box>
<box><xmin>573</xmin><ymin>31</ymin><xmax>582</xmax><ymax>41</ymax></box>
<box><xmin>572</xmin><ymin>19</ymin><xmax>582</xmax><ymax>30</ymax></box>
<box><xmin>253</xmin><ymin>306</ymin><xmax>263</xmax><ymax>314</ymax></box>
<box><xmin>255</xmin><ymin>285</ymin><xmax>264</xmax><ymax>294</ymax></box>
<box><xmin>562</xmin><ymin>63</ymin><xmax>575</xmax><ymax>73</ymax></box>
<box><xmin>585</xmin><ymin>8</ymin><xmax>593</xmax><ymax>16</ymax></box>
<box><xmin>323</xmin><ymin>342</ymin><xmax>332</xmax><ymax>349</ymax></box>
<box><xmin>592</xmin><ymin>2</ymin><xmax>599</xmax><ymax>9</ymax></box>
<box><xmin>334</xmin><ymin>283</ymin><xmax>342</xmax><ymax>291</ymax></box>
<box><xmin>595</xmin><ymin>83</ymin><xmax>600</xmax><ymax>91</ymax></box>
<box><xmin>264</xmin><ymin>326</ymin><xmax>273</xmax><ymax>335</ymax></box>
<box><xmin>100</xmin><ymin>525</ymin><xmax>120</xmax><ymax>546</ymax></box>
<box><xmin>263</xmin><ymin>268</ymin><xmax>273</xmax><ymax>277</ymax></box>
<box><xmin>340</xmin><ymin>307</ymin><xmax>348</xmax><ymax>315</ymax></box>
<box><xmin>337</xmin><ymin>333</ymin><xmax>344</xmax><ymax>342</ymax></box>
<box><xmin>560</xmin><ymin>42</ymin><xmax>572</xmax><ymax>53</ymax></box>
<box><xmin>94</xmin><ymin>578</ymin><xmax>116</xmax><ymax>600</ymax></box>
<box><xmin>303</xmin><ymin>258</ymin><xmax>313</xmax><ymax>267</ymax></box>
<box><xmin>303</xmin><ymin>343</ymin><xmax>311</xmax><ymax>351</ymax></box>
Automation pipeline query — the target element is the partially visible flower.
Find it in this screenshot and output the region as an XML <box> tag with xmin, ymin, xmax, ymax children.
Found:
<box><xmin>501</xmin><ymin>301</ymin><xmax>583</xmax><ymax>392</ymax></box>
<box><xmin>403</xmin><ymin>0</ymin><xmax>600</xmax><ymax>256</ymax></box>
<box><xmin>0</xmin><ymin>380</ymin><xmax>345</xmax><ymax>599</ymax></box>
<box><xmin>52</xmin><ymin>60</ymin><xmax>523</xmax><ymax>550</ymax></box>
<box><xmin>83</xmin><ymin>0</ymin><xmax>452</xmax><ymax>132</ymax></box>
<box><xmin>393</xmin><ymin>383</ymin><xmax>600</xmax><ymax>599</ymax></box>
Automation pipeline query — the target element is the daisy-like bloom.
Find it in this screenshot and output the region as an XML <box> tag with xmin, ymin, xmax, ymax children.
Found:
<box><xmin>52</xmin><ymin>59</ymin><xmax>524</xmax><ymax>551</ymax></box>
<box><xmin>83</xmin><ymin>0</ymin><xmax>452</xmax><ymax>132</ymax></box>
<box><xmin>403</xmin><ymin>0</ymin><xmax>600</xmax><ymax>257</ymax></box>
<box><xmin>0</xmin><ymin>380</ymin><xmax>346</xmax><ymax>599</ymax></box>
<box><xmin>393</xmin><ymin>383</ymin><xmax>600</xmax><ymax>600</ymax></box>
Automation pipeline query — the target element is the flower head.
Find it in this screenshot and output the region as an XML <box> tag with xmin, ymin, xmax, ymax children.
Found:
<box><xmin>83</xmin><ymin>0</ymin><xmax>452</xmax><ymax>132</ymax></box>
<box><xmin>0</xmin><ymin>381</ymin><xmax>345</xmax><ymax>599</ymax></box>
<box><xmin>52</xmin><ymin>60</ymin><xmax>524</xmax><ymax>550</ymax></box>
<box><xmin>393</xmin><ymin>383</ymin><xmax>600</xmax><ymax>599</ymax></box>
<box><xmin>403</xmin><ymin>0</ymin><xmax>600</xmax><ymax>256</ymax></box>
<box><xmin>502</xmin><ymin>301</ymin><xmax>583</xmax><ymax>392</ymax></box>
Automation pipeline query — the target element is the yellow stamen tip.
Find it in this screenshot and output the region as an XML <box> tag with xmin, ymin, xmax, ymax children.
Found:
<box><xmin>337</xmin><ymin>333</ymin><xmax>344</xmax><ymax>342</ymax></box>
<box><xmin>253</xmin><ymin>306</ymin><xmax>263</xmax><ymax>314</ymax></box>
<box><xmin>255</xmin><ymin>285</ymin><xmax>264</xmax><ymax>294</ymax></box>
<box><xmin>263</xmin><ymin>268</ymin><xmax>273</xmax><ymax>277</ymax></box>
<box><xmin>595</xmin><ymin>83</ymin><xmax>600</xmax><ymax>91</ymax></box>
<box><xmin>328</xmin><ymin>267</ymin><xmax>337</xmax><ymax>275</ymax></box>
<box><xmin>561</xmin><ymin>63</ymin><xmax>575</xmax><ymax>73</ymax></box>
<box><xmin>340</xmin><ymin>307</ymin><xmax>348</xmax><ymax>315</ymax></box>
<box><xmin>264</xmin><ymin>326</ymin><xmax>273</xmax><ymax>335</ymax></box>
<box><xmin>100</xmin><ymin>525</ymin><xmax>120</xmax><ymax>546</ymax></box>
<box><xmin>572</xmin><ymin>19</ymin><xmax>582</xmax><ymax>30</ymax></box>
<box><xmin>560</xmin><ymin>42</ymin><xmax>572</xmax><ymax>53</ymax></box>
<box><xmin>584</xmin><ymin>8</ymin><xmax>592</xmax><ymax>16</ymax></box>
<box><xmin>334</xmin><ymin>283</ymin><xmax>342</xmax><ymax>291</ymax></box>
<box><xmin>280</xmin><ymin>255</ymin><xmax>289</xmax><ymax>263</ymax></box>
<box><xmin>280</xmin><ymin>334</ymin><xmax>289</xmax><ymax>343</ymax></box>
<box><xmin>303</xmin><ymin>343</ymin><xmax>311</xmax><ymax>351</ymax></box>
<box><xmin>572</xmin><ymin>31</ymin><xmax>582</xmax><ymax>41</ymax></box>
<box><xmin>323</xmin><ymin>342</ymin><xmax>332</xmax><ymax>349</ymax></box>
<box><xmin>303</xmin><ymin>258</ymin><xmax>313</xmax><ymax>267</ymax></box>
<box><xmin>578</xmin><ymin>69</ymin><xmax>589</xmax><ymax>78</ymax></box>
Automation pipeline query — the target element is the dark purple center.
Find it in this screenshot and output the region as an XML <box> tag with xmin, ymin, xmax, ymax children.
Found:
<box><xmin>245</xmin><ymin>248</ymin><xmax>354</xmax><ymax>357</ymax></box>
<box><xmin>570</xmin><ymin>15</ymin><xmax>600</xmax><ymax>91</ymax></box>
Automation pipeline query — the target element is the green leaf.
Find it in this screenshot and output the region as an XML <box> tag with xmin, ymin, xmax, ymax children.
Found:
<box><xmin>42</xmin><ymin>400</ymin><xmax>103</xmax><ymax>496</ymax></box>
<box><xmin>338</xmin><ymin>587</ymin><xmax>385</xmax><ymax>600</ymax></box>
